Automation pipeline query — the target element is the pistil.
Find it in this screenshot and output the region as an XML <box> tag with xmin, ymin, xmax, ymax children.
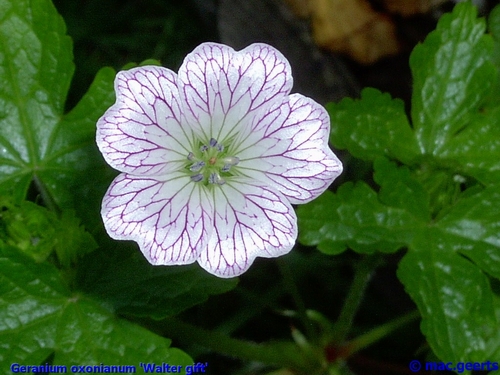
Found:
<box><xmin>187</xmin><ymin>138</ymin><xmax>240</xmax><ymax>185</ymax></box>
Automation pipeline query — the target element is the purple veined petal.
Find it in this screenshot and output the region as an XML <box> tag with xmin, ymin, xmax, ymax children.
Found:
<box><xmin>237</xmin><ymin>93</ymin><xmax>343</xmax><ymax>204</ymax></box>
<box><xmin>101</xmin><ymin>172</ymin><xmax>213</xmax><ymax>265</ymax></box>
<box><xmin>177</xmin><ymin>42</ymin><xmax>293</xmax><ymax>145</ymax></box>
<box><xmin>96</xmin><ymin>66</ymin><xmax>194</xmax><ymax>175</ymax></box>
<box><xmin>198</xmin><ymin>178</ymin><xmax>297</xmax><ymax>278</ymax></box>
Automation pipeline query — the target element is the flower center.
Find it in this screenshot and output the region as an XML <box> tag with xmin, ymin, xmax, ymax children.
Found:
<box><xmin>187</xmin><ymin>138</ymin><xmax>240</xmax><ymax>185</ymax></box>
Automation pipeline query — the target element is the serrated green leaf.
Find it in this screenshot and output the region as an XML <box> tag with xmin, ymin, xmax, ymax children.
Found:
<box><xmin>0</xmin><ymin>198</ymin><xmax>57</xmax><ymax>262</ymax></box>
<box><xmin>0</xmin><ymin>198</ymin><xmax>96</xmax><ymax>266</ymax></box>
<box><xmin>39</xmin><ymin>66</ymin><xmax>116</xmax><ymax>229</ymax></box>
<box><xmin>297</xmin><ymin>182</ymin><xmax>423</xmax><ymax>254</ymax></box>
<box><xmin>489</xmin><ymin>4</ymin><xmax>500</xmax><ymax>68</ymax></box>
<box><xmin>310</xmin><ymin>3</ymin><xmax>500</xmax><ymax>368</ymax></box>
<box><xmin>486</xmin><ymin>3</ymin><xmax>500</xmax><ymax>111</ymax></box>
<box><xmin>54</xmin><ymin>209</ymin><xmax>97</xmax><ymax>268</ymax></box>
<box><xmin>490</xmin><ymin>4</ymin><xmax>500</xmax><ymax>38</ymax></box>
<box><xmin>410</xmin><ymin>1</ymin><xmax>495</xmax><ymax>155</ymax></box>
<box><xmin>435</xmin><ymin>185</ymin><xmax>500</xmax><ymax>279</ymax></box>
<box><xmin>373</xmin><ymin>157</ymin><xmax>431</xmax><ymax>222</ymax></box>
<box><xmin>484</xmin><ymin>294</ymin><xmax>500</xmax><ymax>361</ymax></box>
<box><xmin>398</xmin><ymin>229</ymin><xmax>498</xmax><ymax>363</ymax></box>
<box><xmin>0</xmin><ymin>245</ymin><xmax>192</xmax><ymax>367</ymax></box>
<box><xmin>0</xmin><ymin>0</ymin><xmax>73</xmax><ymax>196</ymax></box>
<box><xmin>0</xmin><ymin>0</ymin><xmax>115</xmax><ymax>226</ymax></box>
<box><xmin>77</xmin><ymin>250</ymin><xmax>238</xmax><ymax>319</ymax></box>
<box><xmin>434</xmin><ymin>107</ymin><xmax>500</xmax><ymax>184</ymax></box>
<box><xmin>327</xmin><ymin>88</ymin><xmax>419</xmax><ymax>164</ymax></box>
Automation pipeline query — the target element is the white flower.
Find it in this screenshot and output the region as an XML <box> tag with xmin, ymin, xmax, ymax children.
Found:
<box><xmin>96</xmin><ymin>42</ymin><xmax>342</xmax><ymax>278</ymax></box>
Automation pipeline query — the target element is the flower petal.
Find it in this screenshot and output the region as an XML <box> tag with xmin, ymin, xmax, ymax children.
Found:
<box><xmin>96</xmin><ymin>66</ymin><xmax>194</xmax><ymax>175</ymax></box>
<box><xmin>177</xmin><ymin>42</ymin><xmax>293</xmax><ymax>145</ymax></box>
<box><xmin>101</xmin><ymin>172</ymin><xmax>213</xmax><ymax>265</ymax></box>
<box><xmin>198</xmin><ymin>179</ymin><xmax>297</xmax><ymax>278</ymax></box>
<box><xmin>237</xmin><ymin>93</ymin><xmax>342</xmax><ymax>204</ymax></box>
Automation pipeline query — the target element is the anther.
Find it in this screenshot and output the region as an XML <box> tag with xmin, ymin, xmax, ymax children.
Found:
<box><xmin>226</xmin><ymin>156</ymin><xmax>240</xmax><ymax>165</ymax></box>
<box><xmin>189</xmin><ymin>161</ymin><xmax>205</xmax><ymax>172</ymax></box>
<box><xmin>221</xmin><ymin>156</ymin><xmax>240</xmax><ymax>172</ymax></box>
<box><xmin>209</xmin><ymin>138</ymin><xmax>218</xmax><ymax>147</ymax></box>
<box><xmin>191</xmin><ymin>174</ymin><xmax>203</xmax><ymax>182</ymax></box>
<box><xmin>208</xmin><ymin>173</ymin><xmax>225</xmax><ymax>185</ymax></box>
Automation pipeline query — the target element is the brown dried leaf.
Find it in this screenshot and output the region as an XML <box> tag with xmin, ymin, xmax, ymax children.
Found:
<box><xmin>308</xmin><ymin>0</ymin><xmax>400</xmax><ymax>64</ymax></box>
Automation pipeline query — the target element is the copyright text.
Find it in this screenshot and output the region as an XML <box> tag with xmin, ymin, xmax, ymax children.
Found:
<box><xmin>409</xmin><ymin>360</ymin><xmax>499</xmax><ymax>373</ymax></box>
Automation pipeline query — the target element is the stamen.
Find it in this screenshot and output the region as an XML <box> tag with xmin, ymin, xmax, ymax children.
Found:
<box><xmin>187</xmin><ymin>152</ymin><xmax>194</xmax><ymax>160</ymax></box>
<box><xmin>190</xmin><ymin>161</ymin><xmax>205</xmax><ymax>171</ymax></box>
<box><xmin>191</xmin><ymin>174</ymin><xmax>203</xmax><ymax>182</ymax></box>
<box><xmin>200</xmin><ymin>145</ymin><xmax>208</xmax><ymax>152</ymax></box>
<box><xmin>221</xmin><ymin>156</ymin><xmax>240</xmax><ymax>171</ymax></box>
<box><xmin>209</xmin><ymin>138</ymin><xmax>218</xmax><ymax>147</ymax></box>
<box><xmin>226</xmin><ymin>156</ymin><xmax>240</xmax><ymax>165</ymax></box>
<box><xmin>209</xmin><ymin>173</ymin><xmax>225</xmax><ymax>185</ymax></box>
<box><xmin>217</xmin><ymin>143</ymin><xmax>224</xmax><ymax>152</ymax></box>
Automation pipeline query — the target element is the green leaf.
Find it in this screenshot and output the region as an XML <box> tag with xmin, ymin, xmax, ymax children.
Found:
<box><xmin>327</xmin><ymin>3</ymin><xmax>500</xmax><ymax>189</ymax></box>
<box><xmin>0</xmin><ymin>198</ymin><xmax>57</xmax><ymax>262</ymax></box>
<box><xmin>314</xmin><ymin>2</ymin><xmax>500</xmax><ymax>367</ymax></box>
<box><xmin>435</xmin><ymin>185</ymin><xmax>500</xmax><ymax>280</ymax></box>
<box><xmin>484</xmin><ymin>294</ymin><xmax>500</xmax><ymax>361</ymax></box>
<box><xmin>0</xmin><ymin>0</ymin><xmax>115</xmax><ymax>225</ymax></box>
<box><xmin>327</xmin><ymin>88</ymin><xmax>419</xmax><ymax>164</ymax></box>
<box><xmin>490</xmin><ymin>4</ymin><xmax>500</xmax><ymax>37</ymax></box>
<box><xmin>433</xmin><ymin>107</ymin><xmax>500</xmax><ymax>185</ymax></box>
<box><xmin>486</xmin><ymin>4</ymin><xmax>500</xmax><ymax>111</ymax></box>
<box><xmin>0</xmin><ymin>245</ymin><xmax>192</xmax><ymax>366</ymax></box>
<box><xmin>0</xmin><ymin>0</ymin><xmax>73</xmax><ymax>197</ymax></box>
<box><xmin>297</xmin><ymin>182</ymin><xmax>422</xmax><ymax>254</ymax></box>
<box><xmin>373</xmin><ymin>157</ymin><xmax>431</xmax><ymax>222</ymax></box>
<box><xmin>398</xmin><ymin>229</ymin><xmax>498</xmax><ymax>363</ymax></box>
<box><xmin>489</xmin><ymin>4</ymin><xmax>500</xmax><ymax>69</ymax></box>
<box><xmin>410</xmin><ymin>1</ymin><xmax>496</xmax><ymax>155</ymax></box>
<box><xmin>77</xmin><ymin>249</ymin><xmax>238</xmax><ymax>319</ymax></box>
<box><xmin>41</xmin><ymin>66</ymin><xmax>116</xmax><ymax>230</ymax></box>
<box><xmin>0</xmin><ymin>198</ymin><xmax>96</xmax><ymax>265</ymax></box>
<box><xmin>54</xmin><ymin>209</ymin><xmax>98</xmax><ymax>268</ymax></box>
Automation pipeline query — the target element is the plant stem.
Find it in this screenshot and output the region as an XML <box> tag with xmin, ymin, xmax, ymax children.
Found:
<box><xmin>346</xmin><ymin>310</ymin><xmax>420</xmax><ymax>356</ymax></box>
<box><xmin>33</xmin><ymin>173</ymin><xmax>60</xmax><ymax>215</ymax></box>
<box><xmin>277</xmin><ymin>256</ymin><xmax>317</xmax><ymax>341</ymax></box>
<box><xmin>158</xmin><ymin>317</ymin><xmax>318</xmax><ymax>372</ymax></box>
<box><xmin>332</xmin><ymin>255</ymin><xmax>382</xmax><ymax>344</ymax></box>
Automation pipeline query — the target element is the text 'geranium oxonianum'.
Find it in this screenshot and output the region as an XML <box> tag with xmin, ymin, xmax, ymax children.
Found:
<box><xmin>96</xmin><ymin>42</ymin><xmax>342</xmax><ymax>278</ymax></box>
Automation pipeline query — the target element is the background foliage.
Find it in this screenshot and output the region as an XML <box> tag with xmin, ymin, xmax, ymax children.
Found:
<box><xmin>1</xmin><ymin>0</ymin><xmax>500</xmax><ymax>374</ymax></box>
